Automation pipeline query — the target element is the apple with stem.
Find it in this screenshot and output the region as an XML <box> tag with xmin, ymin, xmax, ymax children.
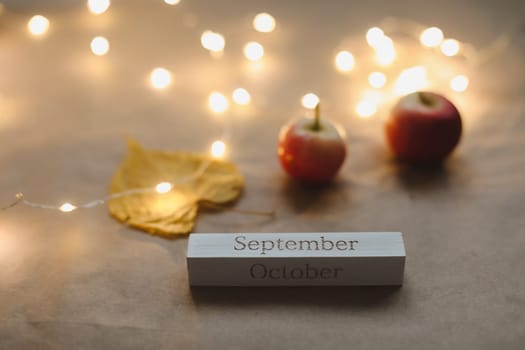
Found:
<box><xmin>278</xmin><ymin>104</ymin><xmax>347</xmax><ymax>184</ymax></box>
<box><xmin>385</xmin><ymin>91</ymin><xmax>462</xmax><ymax>163</ymax></box>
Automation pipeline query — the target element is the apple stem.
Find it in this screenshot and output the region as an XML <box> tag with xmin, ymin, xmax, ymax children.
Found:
<box><xmin>417</xmin><ymin>92</ymin><xmax>434</xmax><ymax>107</ymax></box>
<box><xmin>312</xmin><ymin>103</ymin><xmax>321</xmax><ymax>131</ymax></box>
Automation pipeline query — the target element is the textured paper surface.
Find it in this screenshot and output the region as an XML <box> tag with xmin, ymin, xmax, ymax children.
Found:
<box><xmin>1</xmin><ymin>0</ymin><xmax>525</xmax><ymax>349</ymax></box>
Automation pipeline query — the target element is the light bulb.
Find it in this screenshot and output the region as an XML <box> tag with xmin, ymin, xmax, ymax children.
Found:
<box><xmin>211</xmin><ymin>140</ymin><xmax>226</xmax><ymax>158</ymax></box>
<box><xmin>155</xmin><ymin>182</ymin><xmax>173</xmax><ymax>194</ymax></box>
<box><xmin>59</xmin><ymin>203</ymin><xmax>77</xmax><ymax>213</ymax></box>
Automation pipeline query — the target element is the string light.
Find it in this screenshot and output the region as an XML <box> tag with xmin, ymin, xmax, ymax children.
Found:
<box><xmin>164</xmin><ymin>0</ymin><xmax>181</xmax><ymax>5</ymax></box>
<box><xmin>208</xmin><ymin>92</ymin><xmax>229</xmax><ymax>113</ymax></box>
<box><xmin>356</xmin><ymin>100</ymin><xmax>377</xmax><ymax>118</ymax></box>
<box><xmin>59</xmin><ymin>203</ymin><xmax>77</xmax><ymax>213</ymax></box>
<box><xmin>420</xmin><ymin>27</ymin><xmax>444</xmax><ymax>48</ymax></box>
<box><xmin>301</xmin><ymin>93</ymin><xmax>320</xmax><ymax>109</ymax></box>
<box><xmin>232</xmin><ymin>88</ymin><xmax>251</xmax><ymax>105</ymax></box>
<box><xmin>211</xmin><ymin>140</ymin><xmax>226</xmax><ymax>158</ymax></box>
<box><xmin>87</xmin><ymin>0</ymin><xmax>110</xmax><ymax>15</ymax></box>
<box><xmin>27</xmin><ymin>15</ymin><xmax>50</xmax><ymax>36</ymax></box>
<box><xmin>374</xmin><ymin>36</ymin><xmax>396</xmax><ymax>66</ymax></box>
<box><xmin>201</xmin><ymin>31</ymin><xmax>225</xmax><ymax>52</ymax></box>
<box><xmin>334</xmin><ymin>51</ymin><xmax>355</xmax><ymax>73</ymax></box>
<box><xmin>150</xmin><ymin>68</ymin><xmax>172</xmax><ymax>90</ymax></box>
<box><xmin>366</xmin><ymin>27</ymin><xmax>385</xmax><ymax>48</ymax></box>
<box><xmin>155</xmin><ymin>182</ymin><xmax>173</xmax><ymax>194</ymax></box>
<box><xmin>253</xmin><ymin>13</ymin><xmax>276</xmax><ymax>33</ymax></box>
<box><xmin>368</xmin><ymin>72</ymin><xmax>387</xmax><ymax>88</ymax></box>
<box><xmin>243</xmin><ymin>42</ymin><xmax>264</xmax><ymax>62</ymax></box>
<box><xmin>3</xmin><ymin>12</ymin><xmax>493</xmax><ymax>215</ymax></box>
<box><xmin>441</xmin><ymin>38</ymin><xmax>460</xmax><ymax>56</ymax></box>
<box><xmin>450</xmin><ymin>75</ymin><xmax>469</xmax><ymax>92</ymax></box>
<box><xmin>90</xmin><ymin>36</ymin><xmax>110</xmax><ymax>56</ymax></box>
<box><xmin>394</xmin><ymin>66</ymin><xmax>428</xmax><ymax>95</ymax></box>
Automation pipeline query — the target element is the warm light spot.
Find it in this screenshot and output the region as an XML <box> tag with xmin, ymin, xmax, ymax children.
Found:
<box><xmin>375</xmin><ymin>36</ymin><xmax>396</xmax><ymax>66</ymax></box>
<box><xmin>164</xmin><ymin>0</ymin><xmax>181</xmax><ymax>5</ymax></box>
<box><xmin>394</xmin><ymin>66</ymin><xmax>428</xmax><ymax>95</ymax></box>
<box><xmin>27</xmin><ymin>15</ymin><xmax>49</xmax><ymax>36</ymax></box>
<box><xmin>90</xmin><ymin>36</ymin><xmax>110</xmax><ymax>56</ymax></box>
<box><xmin>301</xmin><ymin>93</ymin><xmax>320</xmax><ymax>110</ymax></box>
<box><xmin>155</xmin><ymin>182</ymin><xmax>173</xmax><ymax>194</ymax></box>
<box><xmin>334</xmin><ymin>51</ymin><xmax>355</xmax><ymax>73</ymax></box>
<box><xmin>209</xmin><ymin>92</ymin><xmax>229</xmax><ymax>113</ymax></box>
<box><xmin>420</xmin><ymin>27</ymin><xmax>444</xmax><ymax>48</ymax></box>
<box><xmin>150</xmin><ymin>68</ymin><xmax>172</xmax><ymax>90</ymax></box>
<box><xmin>441</xmin><ymin>39</ymin><xmax>460</xmax><ymax>56</ymax></box>
<box><xmin>356</xmin><ymin>100</ymin><xmax>377</xmax><ymax>118</ymax></box>
<box><xmin>201</xmin><ymin>30</ymin><xmax>225</xmax><ymax>52</ymax></box>
<box><xmin>87</xmin><ymin>0</ymin><xmax>110</xmax><ymax>15</ymax></box>
<box><xmin>366</xmin><ymin>27</ymin><xmax>385</xmax><ymax>48</ymax></box>
<box><xmin>59</xmin><ymin>203</ymin><xmax>77</xmax><ymax>213</ymax></box>
<box><xmin>211</xmin><ymin>140</ymin><xmax>226</xmax><ymax>158</ymax></box>
<box><xmin>232</xmin><ymin>88</ymin><xmax>251</xmax><ymax>105</ymax></box>
<box><xmin>368</xmin><ymin>72</ymin><xmax>387</xmax><ymax>88</ymax></box>
<box><xmin>450</xmin><ymin>75</ymin><xmax>469</xmax><ymax>92</ymax></box>
<box><xmin>243</xmin><ymin>41</ymin><xmax>264</xmax><ymax>62</ymax></box>
<box><xmin>253</xmin><ymin>13</ymin><xmax>276</xmax><ymax>33</ymax></box>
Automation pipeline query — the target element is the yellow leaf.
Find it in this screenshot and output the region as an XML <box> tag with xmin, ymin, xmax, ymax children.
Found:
<box><xmin>108</xmin><ymin>139</ymin><xmax>244</xmax><ymax>236</ymax></box>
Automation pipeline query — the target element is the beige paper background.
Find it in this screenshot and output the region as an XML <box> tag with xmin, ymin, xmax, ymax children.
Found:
<box><xmin>1</xmin><ymin>0</ymin><xmax>524</xmax><ymax>348</ymax></box>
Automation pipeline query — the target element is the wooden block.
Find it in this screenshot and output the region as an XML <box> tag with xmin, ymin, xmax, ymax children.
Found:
<box><xmin>187</xmin><ymin>232</ymin><xmax>405</xmax><ymax>286</ymax></box>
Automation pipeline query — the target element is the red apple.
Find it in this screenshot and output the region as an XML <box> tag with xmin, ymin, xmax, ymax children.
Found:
<box><xmin>385</xmin><ymin>91</ymin><xmax>462</xmax><ymax>163</ymax></box>
<box><xmin>278</xmin><ymin>104</ymin><xmax>346</xmax><ymax>184</ymax></box>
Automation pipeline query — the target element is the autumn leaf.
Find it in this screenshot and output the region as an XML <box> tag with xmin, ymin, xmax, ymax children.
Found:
<box><xmin>108</xmin><ymin>139</ymin><xmax>244</xmax><ymax>236</ymax></box>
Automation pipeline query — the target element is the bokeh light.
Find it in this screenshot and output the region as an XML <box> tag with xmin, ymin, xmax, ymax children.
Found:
<box><xmin>334</xmin><ymin>51</ymin><xmax>355</xmax><ymax>73</ymax></box>
<box><xmin>441</xmin><ymin>39</ymin><xmax>460</xmax><ymax>56</ymax></box>
<box><xmin>243</xmin><ymin>42</ymin><xmax>264</xmax><ymax>62</ymax></box>
<box><xmin>301</xmin><ymin>93</ymin><xmax>320</xmax><ymax>109</ymax></box>
<box><xmin>232</xmin><ymin>88</ymin><xmax>251</xmax><ymax>105</ymax></box>
<box><xmin>155</xmin><ymin>182</ymin><xmax>173</xmax><ymax>194</ymax></box>
<box><xmin>450</xmin><ymin>75</ymin><xmax>469</xmax><ymax>92</ymax></box>
<box><xmin>59</xmin><ymin>203</ymin><xmax>77</xmax><ymax>213</ymax></box>
<box><xmin>253</xmin><ymin>13</ymin><xmax>276</xmax><ymax>33</ymax></box>
<box><xmin>90</xmin><ymin>36</ymin><xmax>110</xmax><ymax>56</ymax></box>
<box><xmin>394</xmin><ymin>66</ymin><xmax>428</xmax><ymax>95</ymax></box>
<box><xmin>209</xmin><ymin>92</ymin><xmax>229</xmax><ymax>113</ymax></box>
<box><xmin>375</xmin><ymin>36</ymin><xmax>396</xmax><ymax>66</ymax></box>
<box><xmin>150</xmin><ymin>68</ymin><xmax>172</xmax><ymax>90</ymax></box>
<box><xmin>27</xmin><ymin>15</ymin><xmax>49</xmax><ymax>36</ymax></box>
<box><xmin>211</xmin><ymin>140</ymin><xmax>226</xmax><ymax>158</ymax></box>
<box><xmin>366</xmin><ymin>27</ymin><xmax>385</xmax><ymax>48</ymax></box>
<box><xmin>201</xmin><ymin>31</ymin><xmax>225</xmax><ymax>52</ymax></box>
<box><xmin>87</xmin><ymin>0</ymin><xmax>110</xmax><ymax>15</ymax></box>
<box><xmin>164</xmin><ymin>0</ymin><xmax>181</xmax><ymax>5</ymax></box>
<box><xmin>356</xmin><ymin>100</ymin><xmax>377</xmax><ymax>118</ymax></box>
<box><xmin>368</xmin><ymin>72</ymin><xmax>387</xmax><ymax>88</ymax></box>
<box><xmin>420</xmin><ymin>27</ymin><xmax>444</xmax><ymax>48</ymax></box>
